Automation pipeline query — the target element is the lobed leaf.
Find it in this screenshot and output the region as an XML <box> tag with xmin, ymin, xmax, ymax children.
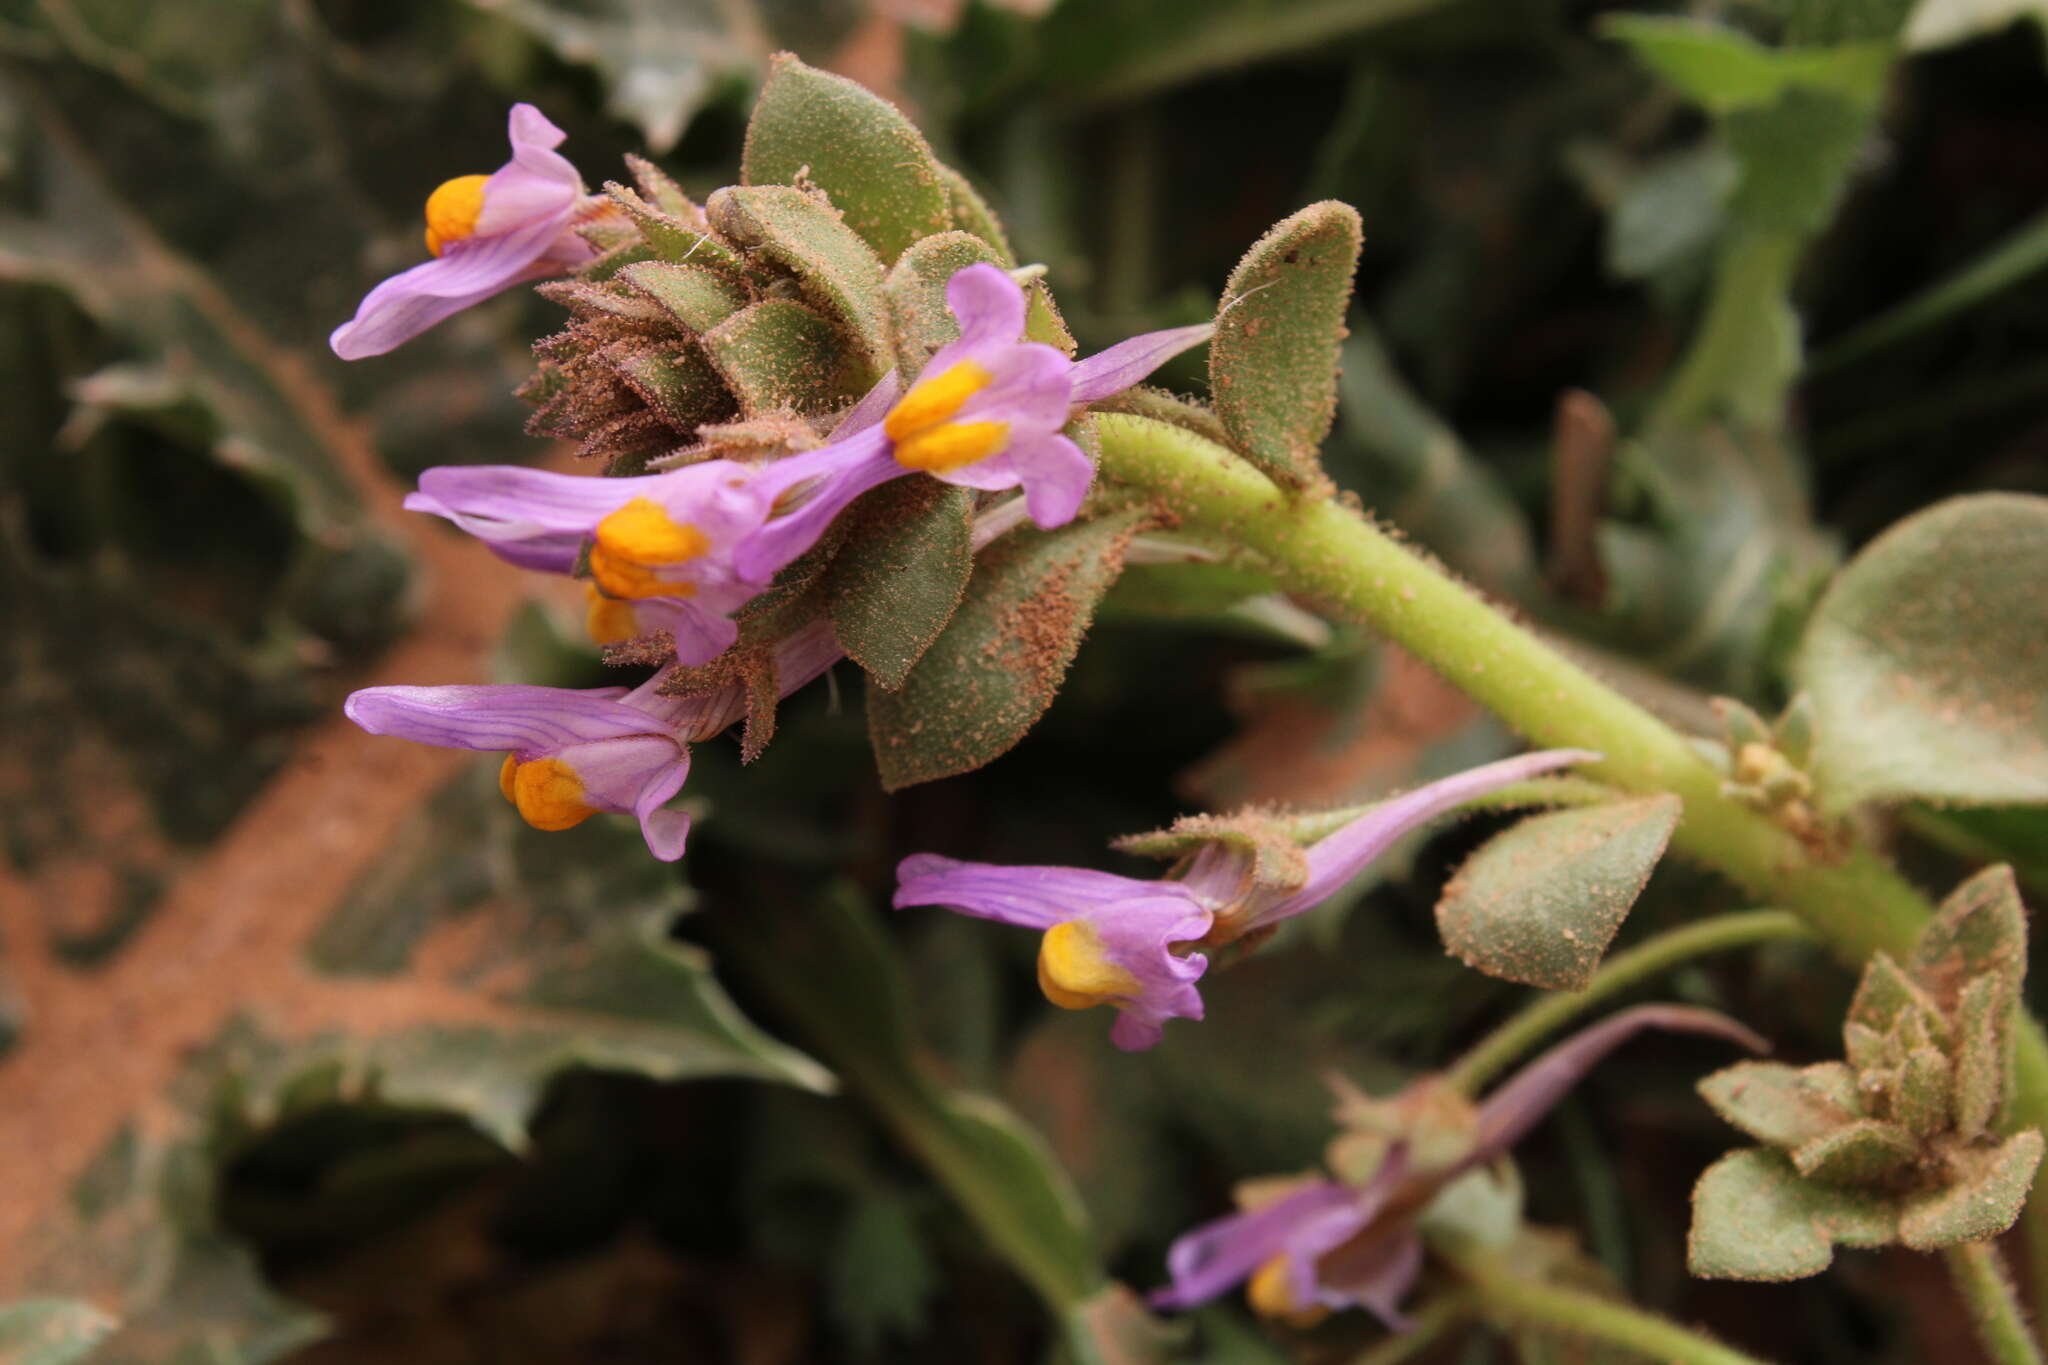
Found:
<box><xmin>1698</xmin><ymin>1061</ymin><xmax>1862</xmax><ymax>1150</ymax></box>
<box><xmin>1898</xmin><ymin>1130</ymin><xmax>2045</xmax><ymax>1249</ymax></box>
<box><xmin>741</xmin><ymin>53</ymin><xmax>954</xmax><ymax>264</ymax></box>
<box><xmin>1688</xmin><ymin>1147</ymin><xmax>1898</xmax><ymax>1280</ymax></box>
<box><xmin>1209</xmin><ymin>201</ymin><xmax>1362</xmax><ymax>490</ymax></box>
<box><xmin>1797</xmin><ymin>495</ymin><xmax>2048</xmax><ymax>811</ymax></box>
<box><xmin>870</xmin><ymin>507</ymin><xmax>1153</xmax><ymax>790</ymax></box>
<box><xmin>1435</xmin><ymin>795</ymin><xmax>1681</xmax><ymax>991</ymax></box>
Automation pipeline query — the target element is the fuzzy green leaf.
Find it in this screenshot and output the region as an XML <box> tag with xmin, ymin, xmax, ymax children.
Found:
<box><xmin>882</xmin><ymin>231</ymin><xmax>1009</xmax><ymax>376</ymax></box>
<box><xmin>1895</xmin><ymin>1048</ymin><xmax>1956</xmax><ymax>1138</ymax></box>
<box><xmin>1434</xmin><ymin>795</ymin><xmax>1681</xmax><ymax>991</ymax></box>
<box><xmin>1898</xmin><ymin>1130</ymin><xmax>2045</xmax><ymax>1249</ymax></box>
<box><xmin>1209</xmin><ymin>201</ymin><xmax>1362</xmax><ymax>490</ymax></box>
<box><xmin>699</xmin><ymin>298</ymin><xmax>865</xmax><ymax>417</ymax></box>
<box><xmin>1912</xmin><ymin>864</ymin><xmax>2029</xmax><ymax>1011</ymax></box>
<box><xmin>606</xmin><ymin>342</ymin><xmax>732</xmax><ymax>434</ymax></box>
<box><xmin>705</xmin><ymin>185</ymin><xmax>890</xmax><ymax>381</ymax></box>
<box><xmin>938</xmin><ymin>164</ymin><xmax>1017</xmax><ymax>263</ymax></box>
<box><xmin>1600</xmin><ymin>16</ymin><xmax>1890</xmax><ymax>113</ymax></box>
<box><xmin>619</xmin><ymin>260</ymin><xmax>748</xmax><ymax>333</ymax></box>
<box><xmin>740</xmin><ymin>53</ymin><xmax>954</xmax><ymax>264</ymax></box>
<box><xmin>870</xmin><ymin>507</ymin><xmax>1152</xmax><ymax>790</ymax></box>
<box><xmin>1954</xmin><ymin>974</ymin><xmax>2011</xmax><ymax>1140</ymax></box>
<box><xmin>1791</xmin><ymin>1118</ymin><xmax>1918</xmax><ymax>1185</ymax></box>
<box><xmin>603</xmin><ymin>182</ymin><xmax>744</xmax><ymax>272</ymax></box>
<box><xmin>826</xmin><ymin>478</ymin><xmax>975</xmax><ymax>691</ymax></box>
<box><xmin>0</xmin><ymin>1300</ymin><xmax>118</xmax><ymax>1365</ymax></box>
<box><xmin>1698</xmin><ymin>1061</ymin><xmax>1863</xmax><ymax>1150</ymax></box>
<box><xmin>1723</xmin><ymin>86</ymin><xmax>1872</xmax><ymax>237</ymax></box>
<box><xmin>1798</xmin><ymin>495</ymin><xmax>2048</xmax><ymax>810</ymax></box>
<box><xmin>1846</xmin><ymin>953</ymin><xmax>1948</xmax><ymax>1058</ymax></box>
<box><xmin>1688</xmin><ymin>1147</ymin><xmax>1898</xmax><ymax>1280</ymax></box>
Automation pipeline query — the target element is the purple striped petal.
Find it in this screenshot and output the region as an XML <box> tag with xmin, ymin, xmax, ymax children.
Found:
<box><xmin>1069</xmin><ymin>323</ymin><xmax>1216</xmax><ymax>404</ymax></box>
<box><xmin>1254</xmin><ymin>749</ymin><xmax>1603</xmax><ymax>926</ymax></box>
<box><xmin>345</xmin><ymin>684</ymin><xmax>656</xmax><ymax>756</ymax></box>
<box><xmin>833</xmin><ymin>370</ymin><xmax>903</xmax><ymax>437</ymax></box>
<box><xmin>734</xmin><ymin>428</ymin><xmax>899</xmax><ymax>581</ymax></box>
<box><xmin>892</xmin><ymin>854</ymin><xmax>1166</xmax><ymax>930</ymax></box>
<box><xmin>476</xmin><ymin>105</ymin><xmax>581</xmax><ymax>231</ymax></box>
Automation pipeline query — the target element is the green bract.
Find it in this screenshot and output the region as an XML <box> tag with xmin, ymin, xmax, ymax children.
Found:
<box><xmin>1690</xmin><ymin>866</ymin><xmax>2043</xmax><ymax>1280</ymax></box>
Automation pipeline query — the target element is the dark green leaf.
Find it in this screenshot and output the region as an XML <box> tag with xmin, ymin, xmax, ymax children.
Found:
<box><xmin>700</xmin><ymin>298</ymin><xmax>865</xmax><ymax>416</ymax></box>
<box><xmin>619</xmin><ymin>261</ymin><xmax>749</xmax><ymax>333</ymax></box>
<box><xmin>740</xmin><ymin>53</ymin><xmax>954</xmax><ymax>263</ymax></box>
<box><xmin>705</xmin><ymin>185</ymin><xmax>890</xmax><ymax>382</ymax></box>
<box><xmin>881</xmin><ymin>231</ymin><xmax>1009</xmax><ymax>376</ymax></box>
<box><xmin>1435</xmin><ymin>796</ymin><xmax>1682</xmax><ymax>991</ymax></box>
<box><xmin>825</xmin><ymin>478</ymin><xmax>975</xmax><ymax>691</ymax></box>
<box><xmin>1209</xmin><ymin>201</ymin><xmax>1362</xmax><ymax>490</ymax></box>
<box><xmin>870</xmin><ymin>508</ymin><xmax>1152</xmax><ymax>789</ymax></box>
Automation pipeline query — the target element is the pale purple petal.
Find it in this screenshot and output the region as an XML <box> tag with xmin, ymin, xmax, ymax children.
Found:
<box><xmin>832</xmin><ymin>370</ymin><xmax>903</xmax><ymax>437</ymax></box>
<box><xmin>1468</xmin><ymin>1005</ymin><xmax>1768</xmax><ymax>1166</ymax></box>
<box><xmin>1007</xmin><ymin>433</ymin><xmax>1094</xmax><ymax>527</ymax></box>
<box><xmin>331</xmin><ymin>230</ymin><xmax>561</xmax><ymax>359</ymax></box>
<box><xmin>1149</xmin><ymin>1183</ymin><xmax>1360</xmax><ymax>1311</ymax></box>
<box><xmin>1069</xmin><ymin>323</ymin><xmax>1216</xmax><ymax>404</ymax></box>
<box><xmin>410</xmin><ymin>464</ymin><xmax>643</xmax><ymax>542</ymax></box>
<box><xmin>1078</xmin><ymin>894</ymin><xmax>1213</xmax><ymax>1051</ymax></box>
<box><xmin>639</xmin><ymin>807</ymin><xmax>692</xmax><ymax>862</ymax></box>
<box><xmin>644</xmin><ymin>597</ymin><xmax>741</xmax><ymax>668</ymax></box>
<box><xmin>1255</xmin><ymin>749</ymin><xmax>1603</xmax><ymax>926</ymax></box>
<box><xmin>770</xmin><ymin>618</ymin><xmax>845</xmax><ymax>698</ymax></box>
<box><xmin>945</xmin><ymin>262</ymin><xmax>1027</xmax><ymax>351</ymax></box>
<box><xmin>893</xmin><ymin>854</ymin><xmax>1168</xmax><ymax>930</ymax></box>
<box><xmin>345</xmin><ymin>684</ymin><xmax>655</xmax><ymax>756</ymax></box>
<box><xmin>476</xmin><ymin>104</ymin><xmax>581</xmax><ymax>232</ymax></box>
<box><xmin>962</xmin><ymin>341</ymin><xmax>1075</xmax><ymax>432</ymax></box>
<box><xmin>551</xmin><ymin>734</ymin><xmax>685</xmax><ymax>807</ymax></box>
<box><xmin>735</xmin><ymin>428</ymin><xmax>899</xmax><ymax>581</ymax></box>
<box><xmin>1327</xmin><ymin>1233</ymin><xmax>1422</xmax><ymax>1331</ymax></box>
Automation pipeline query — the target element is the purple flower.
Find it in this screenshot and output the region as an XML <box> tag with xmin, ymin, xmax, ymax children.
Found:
<box><xmin>344</xmin><ymin>619</ymin><xmax>841</xmax><ymax>860</ymax></box>
<box><xmin>893</xmin><ymin>749</ymin><xmax>1599</xmax><ymax>1051</ymax></box>
<box><xmin>735</xmin><ymin>264</ymin><xmax>1214</xmax><ymax>580</ymax></box>
<box><xmin>404</xmin><ymin>457</ymin><xmax>786</xmax><ymax>665</ymax></box>
<box><xmin>1150</xmin><ymin>1005</ymin><xmax>1767</xmax><ymax>1328</ymax></box>
<box><xmin>331</xmin><ymin>105</ymin><xmax>596</xmax><ymax>360</ymax></box>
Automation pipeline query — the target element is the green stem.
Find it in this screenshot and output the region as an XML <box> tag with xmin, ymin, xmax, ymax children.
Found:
<box><xmin>1446</xmin><ymin>1243</ymin><xmax>1773</xmax><ymax>1365</ymax></box>
<box><xmin>1446</xmin><ymin>910</ymin><xmax>1816</xmax><ymax>1096</ymax></box>
<box><xmin>1092</xmin><ymin>411</ymin><xmax>2048</xmax><ymax>1324</ymax></box>
<box><xmin>1946</xmin><ymin>1242</ymin><xmax>2046</xmax><ymax>1365</ymax></box>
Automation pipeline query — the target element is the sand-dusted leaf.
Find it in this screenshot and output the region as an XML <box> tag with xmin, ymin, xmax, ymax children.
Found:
<box><xmin>1209</xmin><ymin>201</ymin><xmax>1362</xmax><ymax>489</ymax></box>
<box><xmin>619</xmin><ymin>261</ymin><xmax>749</xmax><ymax>333</ymax></box>
<box><xmin>870</xmin><ymin>508</ymin><xmax>1153</xmax><ymax>790</ymax></box>
<box><xmin>1791</xmin><ymin>1119</ymin><xmax>1917</xmax><ymax>1185</ymax></box>
<box><xmin>0</xmin><ymin>1300</ymin><xmax>118</xmax><ymax>1365</ymax></box>
<box><xmin>700</xmin><ymin>298</ymin><xmax>865</xmax><ymax>416</ymax></box>
<box><xmin>605</xmin><ymin>341</ymin><xmax>731</xmax><ymax>434</ymax></box>
<box><xmin>1698</xmin><ymin>1061</ymin><xmax>1862</xmax><ymax>1150</ymax></box>
<box><xmin>706</xmin><ymin>185</ymin><xmax>889</xmax><ymax>379</ymax></box>
<box><xmin>741</xmin><ymin>53</ymin><xmax>955</xmax><ymax>264</ymax></box>
<box><xmin>1435</xmin><ymin>795</ymin><xmax>1681</xmax><ymax>991</ymax></box>
<box><xmin>1954</xmin><ymin>975</ymin><xmax>2009</xmax><ymax>1140</ymax></box>
<box><xmin>1898</xmin><ymin>1130</ymin><xmax>2045</xmax><ymax>1249</ymax></box>
<box><xmin>1797</xmin><ymin>495</ymin><xmax>2048</xmax><ymax>810</ymax></box>
<box><xmin>826</xmin><ymin>479</ymin><xmax>975</xmax><ymax>690</ymax></box>
<box><xmin>1912</xmin><ymin>864</ymin><xmax>2028</xmax><ymax>1009</ymax></box>
<box><xmin>602</xmin><ymin>182</ymin><xmax>744</xmax><ymax>271</ymax></box>
<box><xmin>881</xmin><ymin>231</ymin><xmax>1009</xmax><ymax>376</ymax></box>
<box><xmin>1689</xmin><ymin>1147</ymin><xmax>1898</xmax><ymax>1280</ymax></box>
<box><xmin>1846</xmin><ymin>953</ymin><xmax>1947</xmax><ymax>1056</ymax></box>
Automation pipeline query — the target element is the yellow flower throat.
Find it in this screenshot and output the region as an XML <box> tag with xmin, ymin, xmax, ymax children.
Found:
<box><xmin>499</xmin><ymin>755</ymin><xmax>597</xmax><ymax>831</ymax></box>
<box><xmin>423</xmin><ymin>174</ymin><xmax>490</xmax><ymax>257</ymax></box>
<box><xmin>1036</xmin><ymin>920</ymin><xmax>1141</xmax><ymax>1012</ymax></box>
<box><xmin>589</xmin><ymin>498</ymin><xmax>710</xmax><ymax>601</ymax></box>
<box><xmin>885</xmin><ymin>361</ymin><xmax>1009</xmax><ymax>473</ymax></box>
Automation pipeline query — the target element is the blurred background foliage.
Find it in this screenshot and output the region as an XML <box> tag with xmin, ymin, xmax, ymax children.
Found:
<box><xmin>3</xmin><ymin>0</ymin><xmax>2048</xmax><ymax>1360</ymax></box>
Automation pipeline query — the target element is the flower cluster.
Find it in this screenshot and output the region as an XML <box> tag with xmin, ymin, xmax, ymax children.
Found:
<box><xmin>333</xmin><ymin>107</ymin><xmax>1211</xmax><ymax>857</ymax></box>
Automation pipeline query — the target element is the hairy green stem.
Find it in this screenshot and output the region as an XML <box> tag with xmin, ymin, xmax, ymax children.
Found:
<box><xmin>1445</xmin><ymin>1243</ymin><xmax>1772</xmax><ymax>1365</ymax></box>
<box><xmin>1092</xmin><ymin>412</ymin><xmax>2048</xmax><ymax>1323</ymax></box>
<box><xmin>1446</xmin><ymin>910</ymin><xmax>1816</xmax><ymax>1096</ymax></box>
<box><xmin>1947</xmin><ymin>1242</ymin><xmax>2046</xmax><ymax>1365</ymax></box>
